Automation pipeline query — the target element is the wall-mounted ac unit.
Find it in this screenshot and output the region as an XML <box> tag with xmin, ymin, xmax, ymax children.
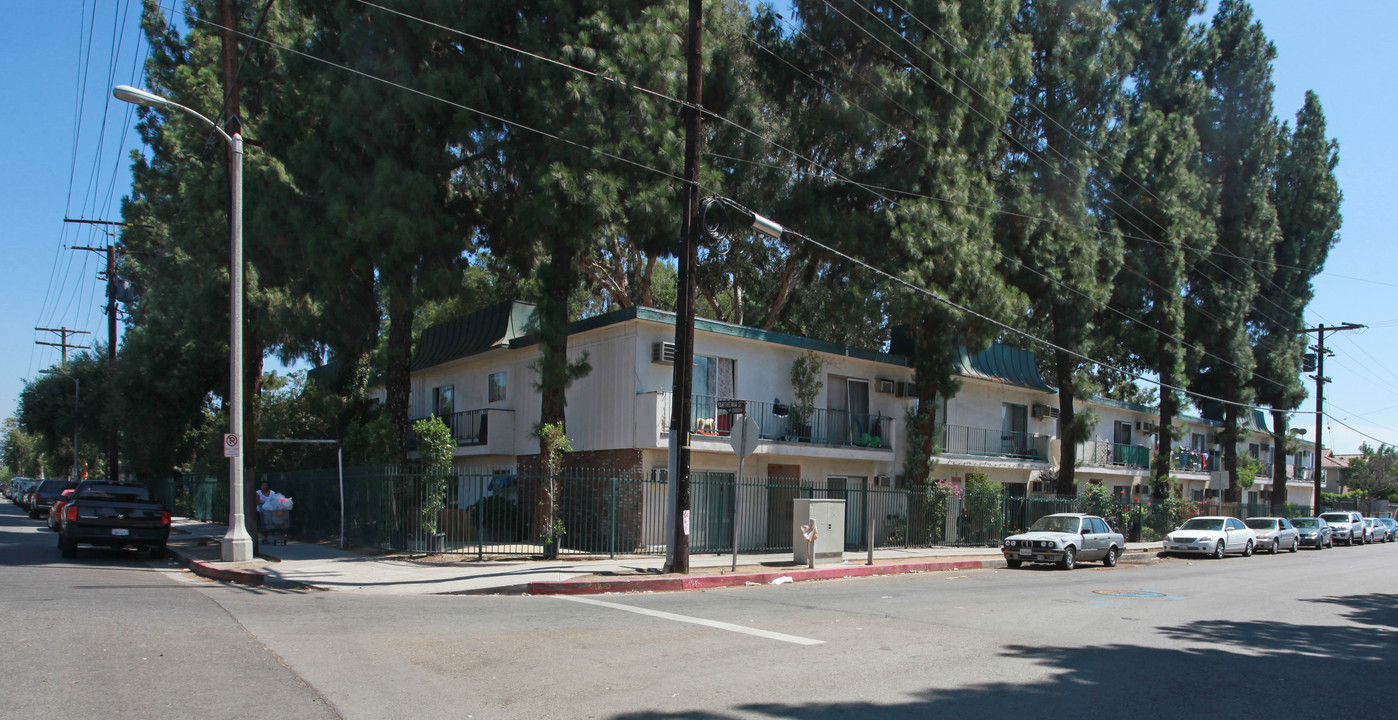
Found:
<box><xmin>651</xmin><ymin>341</ymin><xmax>675</xmax><ymax>364</ymax></box>
<box><xmin>1032</xmin><ymin>404</ymin><xmax>1061</xmax><ymax>419</ymax></box>
<box><xmin>876</xmin><ymin>378</ymin><xmax>896</xmax><ymax>394</ymax></box>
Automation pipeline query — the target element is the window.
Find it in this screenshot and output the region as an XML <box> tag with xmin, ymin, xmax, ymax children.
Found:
<box><xmin>488</xmin><ymin>372</ymin><xmax>506</xmax><ymax>403</ymax></box>
<box><xmin>432</xmin><ymin>385</ymin><xmax>454</xmax><ymax>418</ymax></box>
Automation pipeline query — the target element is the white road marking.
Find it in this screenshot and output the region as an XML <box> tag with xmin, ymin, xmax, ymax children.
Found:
<box><xmin>553</xmin><ymin>595</ymin><xmax>824</xmax><ymax>645</ymax></box>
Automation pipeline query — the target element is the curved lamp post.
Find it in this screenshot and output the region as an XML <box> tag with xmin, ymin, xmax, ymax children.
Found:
<box><xmin>113</xmin><ymin>84</ymin><xmax>252</xmax><ymax>562</ymax></box>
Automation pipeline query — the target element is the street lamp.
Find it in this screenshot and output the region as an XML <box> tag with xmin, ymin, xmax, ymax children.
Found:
<box><xmin>113</xmin><ymin>84</ymin><xmax>252</xmax><ymax>562</ymax></box>
<box><xmin>38</xmin><ymin>369</ymin><xmax>80</xmax><ymax>482</ymax></box>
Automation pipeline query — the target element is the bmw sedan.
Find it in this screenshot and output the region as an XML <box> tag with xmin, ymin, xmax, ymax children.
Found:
<box><xmin>1001</xmin><ymin>513</ymin><xmax>1125</xmax><ymax>570</ymax></box>
<box><xmin>1164</xmin><ymin>516</ymin><xmax>1256</xmax><ymax>558</ymax></box>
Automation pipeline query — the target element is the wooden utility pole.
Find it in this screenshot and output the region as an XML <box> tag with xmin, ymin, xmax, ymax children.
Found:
<box><xmin>35</xmin><ymin>327</ymin><xmax>91</xmax><ymax>366</ymax></box>
<box><xmin>665</xmin><ymin>0</ymin><xmax>703</xmax><ymax>574</ymax></box>
<box><xmin>1291</xmin><ymin>322</ymin><xmax>1365</xmax><ymax>510</ymax></box>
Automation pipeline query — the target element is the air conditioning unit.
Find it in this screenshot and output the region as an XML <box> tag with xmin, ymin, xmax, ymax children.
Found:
<box><xmin>651</xmin><ymin>341</ymin><xmax>675</xmax><ymax>364</ymax></box>
<box><xmin>894</xmin><ymin>381</ymin><xmax>911</xmax><ymax>398</ymax></box>
<box><xmin>1032</xmin><ymin>404</ymin><xmax>1060</xmax><ymax>419</ymax></box>
<box><xmin>876</xmin><ymin>378</ymin><xmax>896</xmax><ymax>394</ymax></box>
<box><xmin>1139</xmin><ymin>422</ymin><xmax>1157</xmax><ymax>434</ymax></box>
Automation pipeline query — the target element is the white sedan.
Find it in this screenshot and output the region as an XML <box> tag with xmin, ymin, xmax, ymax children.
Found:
<box><xmin>1164</xmin><ymin>516</ymin><xmax>1256</xmax><ymax>558</ymax></box>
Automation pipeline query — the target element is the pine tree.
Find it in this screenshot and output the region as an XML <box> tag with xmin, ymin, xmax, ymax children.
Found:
<box><xmin>1257</xmin><ymin>90</ymin><xmax>1342</xmax><ymax>511</ymax></box>
<box><xmin>1191</xmin><ymin>0</ymin><xmax>1281</xmax><ymax>501</ymax></box>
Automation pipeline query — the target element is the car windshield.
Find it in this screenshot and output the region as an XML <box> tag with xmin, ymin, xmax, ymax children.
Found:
<box><xmin>1291</xmin><ymin>519</ymin><xmax>1322</xmax><ymax>528</ymax></box>
<box><xmin>1244</xmin><ymin>518</ymin><xmax>1277</xmax><ymax>530</ymax></box>
<box><xmin>1179</xmin><ymin>518</ymin><xmax>1225</xmax><ymax>531</ymax></box>
<box><xmin>1029</xmin><ymin>516</ymin><xmax>1082</xmax><ymax>534</ymax></box>
<box><xmin>1320</xmin><ymin>513</ymin><xmax>1350</xmax><ymax>523</ymax></box>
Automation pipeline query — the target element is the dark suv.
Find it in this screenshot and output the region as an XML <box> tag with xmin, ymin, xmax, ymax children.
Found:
<box><xmin>29</xmin><ymin>479</ymin><xmax>78</xmax><ymax>519</ymax></box>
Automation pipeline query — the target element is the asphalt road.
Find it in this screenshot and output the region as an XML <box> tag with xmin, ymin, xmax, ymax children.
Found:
<box><xmin>0</xmin><ymin>503</ymin><xmax>337</xmax><ymax>720</ymax></box>
<box><xmin>4</xmin><ymin>499</ymin><xmax>1395</xmax><ymax>719</ymax></box>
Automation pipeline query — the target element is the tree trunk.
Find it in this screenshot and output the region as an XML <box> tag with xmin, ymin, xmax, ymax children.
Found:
<box><xmin>1222</xmin><ymin>405</ymin><xmax>1240</xmax><ymax>502</ymax></box>
<box><xmin>538</xmin><ymin>243</ymin><xmax>575</xmax><ymax>431</ymax></box>
<box><xmin>385</xmin><ymin>277</ymin><xmax>414</xmax><ymax>460</ymax></box>
<box><xmin>1270</xmin><ymin>409</ymin><xmax>1288</xmax><ymax>514</ymax></box>
<box><xmin>1153</xmin><ymin>391</ymin><xmax>1177</xmax><ymax>500</ymax></box>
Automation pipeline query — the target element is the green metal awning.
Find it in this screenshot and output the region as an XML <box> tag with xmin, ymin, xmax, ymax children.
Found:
<box><xmin>411</xmin><ymin>301</ymin><xmax>536</xmax><ymax>370</ymax></box>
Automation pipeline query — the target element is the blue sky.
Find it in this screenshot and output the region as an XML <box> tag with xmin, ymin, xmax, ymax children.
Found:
<box><xmin>3</xmin><ymin>1</ymin><xmax>1398</xmax><ymax>455</ymax></box>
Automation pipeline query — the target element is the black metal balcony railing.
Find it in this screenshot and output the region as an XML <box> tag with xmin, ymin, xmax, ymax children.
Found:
<box><xmin>689</xmin><ymin>394</ymin><xmax>891</xmax><ymax>449</ymax></box>
<box><xmin>1079</xmin><ymin>440</ymin><xmax>1151</xmax><ymax>469</ymax></box>
<box><xmin>410</xmin><ymin>409</ymin><xmax>489</xmax><ymax>447</ymax></box>
<box><xmin>940</xmin><ymin>425</ymin><xmax>1050</xmax><ymax>462</ymax></box>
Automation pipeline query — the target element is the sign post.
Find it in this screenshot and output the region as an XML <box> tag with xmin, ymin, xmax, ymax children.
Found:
<box><xmin>727</xmin><ymin>414</ymin><xmax>760</xmax><ymax>572</ymax></box>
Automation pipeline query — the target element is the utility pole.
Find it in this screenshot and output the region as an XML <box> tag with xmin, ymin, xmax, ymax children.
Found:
<box><xmin>1291</xmin><ymin>322</ymin><xmax>1365</xmax><ymax>510</ymax></box>
<box><xmin>664</xmin><ymin>0</ymin><xmax>703</xmax><ymax>574</ymax></box>
<box><xmin>35</xmin><ymin>327</ymin><xmax>91</xmax><ymax>366</ymax></box>
<box><xmin>66</xmin><ymin>217</ymin><xmax>136</xmax><ymax>482</ymax></box>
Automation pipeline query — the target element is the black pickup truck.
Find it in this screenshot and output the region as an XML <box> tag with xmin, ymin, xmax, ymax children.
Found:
<box><xmin>57</xmin><ymin>481</ymin><xmax>170</xmax><ymax>559</ymax></box>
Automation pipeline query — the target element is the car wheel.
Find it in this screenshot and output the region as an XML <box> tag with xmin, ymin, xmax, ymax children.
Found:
<box><xmin>1006</xmin><ymin>558</ymin><xmax>1022</xmax><ymax>569</ymax></box>
<box><xmin>1242</xmin><ymin>540</ymin><xmax>1254</xmax><ymax>557</ymax></box>
<box><xmin>1212</xmin><ymin>541</ymin><xmax>1225</xmax><ymax>559</ymax></box>
<box><xmin>60</xmin><ymin>534</ymin><xmax>77</xmax><ymax>559</ymax></box>
<box><xmin>1269</xmin><ymin>539</ymin><xmax>1279</xmax><ymax>555</ymax></box>
<box><xmin>1059</xmin><ymin>546</ymin><xmax>1077</xmax><ymax>570</ymax></box>
<box><xmin>1103</xmin><ymin>546</ymin><xmax>1119</xmax><ymax>567</ymax></box>
<box><xmin>1290</xmin><ymin>538</ymin><xmax>1299</xmax><ymax>553</ymax></box>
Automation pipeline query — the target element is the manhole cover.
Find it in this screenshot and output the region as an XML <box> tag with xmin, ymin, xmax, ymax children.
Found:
<box><xmin>1094</xmin><ymin>589</ymin><xmax>1166</xmax><ymax>598</ymax></box>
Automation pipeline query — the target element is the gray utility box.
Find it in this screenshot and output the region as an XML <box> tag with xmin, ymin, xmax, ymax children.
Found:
<box><xmin>793</xmin><ymin>498</ymin><xmax>845</xmax><ymax>565</ymax></box>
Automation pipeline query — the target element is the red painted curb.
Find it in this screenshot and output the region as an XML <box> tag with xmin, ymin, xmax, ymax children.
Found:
<box><xmin>527</xmin><ymin>558</ymin><xmax>999</xmax><ymax>595</ymax></box>
<box><xmin>171</xmin><ymin>548</ymin><xmax>266</xmax><ymax>587</ymax></box>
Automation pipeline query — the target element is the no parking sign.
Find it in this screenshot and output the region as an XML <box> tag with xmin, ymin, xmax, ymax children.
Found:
<box><xmin>223</xmin><ymin>433</ymin><xmax>241</xmax><ymax>458</ymax></box>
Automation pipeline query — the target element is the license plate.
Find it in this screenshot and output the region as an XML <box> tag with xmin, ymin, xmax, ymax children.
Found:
<box><xmin>1018</xmin><ymin>548</ymin><xmax>1032</xmax><ymax>556</ymax></box>
<box><xmin>112</xmin><ymin>528</ymin><xmax>129</xmax><ymax>537</ymax></box>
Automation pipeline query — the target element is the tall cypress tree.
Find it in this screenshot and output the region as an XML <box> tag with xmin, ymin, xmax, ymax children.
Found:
<box><xmin>1191</xmin><ymin>0</ymin><xmax>1280</xmax><ymax>501</ymax></box>
<box><xmin>1105</xmin><ymin>0</ymin><xmax>1213</xmax><ymax>498</ymax></box>
<box><xmin>1256</xmin><ymin>91</ymin><xmax>1342</xmax><ymax>511</ymax></box>
<box><xmin>754</xmin><ymin>0</ymin><xmax>1027</xmax><ymax>485</ymax></box>
<box><xmin>999</xmin><ymin>0</ymin><xmax>1131</xmax><ymax>494</ymax></box>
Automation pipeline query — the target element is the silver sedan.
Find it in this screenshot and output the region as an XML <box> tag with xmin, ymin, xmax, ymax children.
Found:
<box><xmin>1244</xmin><ymin>517</ymin><xmax>1300</xmax><ymax>554</ymax></box>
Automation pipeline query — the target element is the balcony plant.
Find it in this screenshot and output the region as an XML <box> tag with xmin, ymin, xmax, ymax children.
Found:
<box><xmin>536</xmin><ymin>421</ymin><xmax>572</xmax><ymax>558</ymax></box>
<box><xmin>411</xmin><ymin>416</ymin><xmax>454</xmax><ymax>553</ymax></box>
<box><xmin>788</xmin><ymin>351</ymin><xmax>823</xmax><ymax>442</ymax></box>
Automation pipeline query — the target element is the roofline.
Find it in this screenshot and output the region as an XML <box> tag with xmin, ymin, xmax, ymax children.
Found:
<box><xmin>507</xmin><ymin>306</ymin><xmax>910</xmax><ymax>367</ymax></box>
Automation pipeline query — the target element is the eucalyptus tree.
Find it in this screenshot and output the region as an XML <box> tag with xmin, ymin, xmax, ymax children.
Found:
<box><xmin>750</xmin><ymin>0</ymin><xmax>1027</xmax><ymax>485</ymax></box>
<box><xmin>1104</xmin><ymin>0</ymin><xmax>1213</xmax><ymax>498</ymax></box>
<box><xmin>1190</xmin><ymin>0</ymin><xmax>1281</xmax><ymax>501</ymax></box>
<box><xmin>1255</xmin><ymin>91</ymin><xmax>1342</xmax><ymax>511</ymax></box>
<box><xmin>999</xmin><ymin>0</ymin><xmax>1131</xmax><ymax>494</ymax></box>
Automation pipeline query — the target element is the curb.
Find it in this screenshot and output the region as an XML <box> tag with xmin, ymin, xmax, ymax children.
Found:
<box><xmin>526</xmin><ymin>551</ymin><xmax>1161</xmax><ymax>596</ymax></box>
<box><xmin>168</xmin><ymin>546</ymin><xmax>267</xmax><ymax>587</ymax></box>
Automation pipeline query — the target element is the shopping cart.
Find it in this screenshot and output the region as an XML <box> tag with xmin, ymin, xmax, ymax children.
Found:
<box><xmin>260</xmin><ymin>508</ymin><xmax>290</xmax><ymax>546</ymax></box>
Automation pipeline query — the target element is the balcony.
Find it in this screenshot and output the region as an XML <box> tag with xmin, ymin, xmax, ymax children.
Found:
<box><xmin>1172</xmin><ymin>447</ymin><xmax>1222</xmax><ymax>473</ymax></box>
<box><xmin>1079</xmin><ymin>440</ymin><xmax>1151</xmax><ymax>470</ymax></box>
<box><xmin>688</xmin><ymin>394</ymin><xmax>893</xmax><ymax>450</ymax></box>
<box><xmin>411</xmin><ymin>408</ymin><xmax>516</xmax><ymax>455</ymax></box>
<box><xmin>939</xmin><ymin>425</ymin><xmax>1050</xmax><ymax>462</ymax></box>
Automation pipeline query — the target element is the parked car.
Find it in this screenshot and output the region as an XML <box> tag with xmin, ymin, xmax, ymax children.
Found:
<box><xmin>15</xmin><ymin>479</ymin><xmax>40</xmax><ymax>512</ymax></box>
<box><xmin>1290</xmin><ymin>518</ymin><xmax>1334</xmax><ymax>549</ymax></box>
<box><xmin>46</xmin><ymin>488</ymin><xmax>76</xmax><ymax>531</ymax></box>
<box><xmin>1320</xmin><ymin>511</ymin><xmax>1368</xmax><ymax>546</ymax></box>
<box><xmin>1163</xmin><ymin>516</ymin><xmax>1256</xmax><ymax>558</ymax></box>
<box><xmin>1374</xmin><ymin>517</ymin><xmax>1398</xmax><ymax>542</ymax></box>
<box><xmin>1001</xmin><ymin>513</ymin><xmax>1125</xmax><ymax>570</ymax></box>
<box><xmin>29</xmin><ymin>479</ymin><xmax>77</xmax><ymax>520</ymax></box>
<box><xmin>1361</xmin><ymin>518</ymin><xmax>1389</xmax><ymax>544</ymax></box>
<box><xmin>1244</xmin><ymin>517</ymin><xmax>1300</xmax><ymax>554</ymax></box>
<box><xmin>56</xmin><ymin>481</ymin><xmax>170</xmax><ymax>559</ymax></box>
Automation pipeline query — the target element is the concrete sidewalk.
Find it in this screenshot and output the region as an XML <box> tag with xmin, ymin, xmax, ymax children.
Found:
<box><xmin>166</xmin><ymin>518</ymin><xmax>1163</xmax><ymax>596</ymax></box>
